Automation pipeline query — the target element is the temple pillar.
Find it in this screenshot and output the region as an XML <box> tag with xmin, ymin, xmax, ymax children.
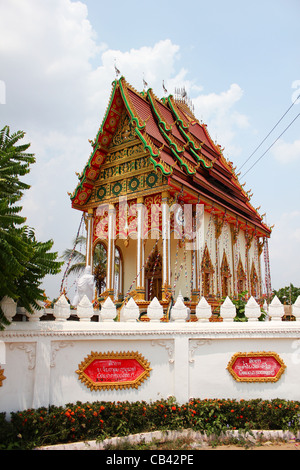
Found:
<box><xmin>135</xmin><ymin>196</ymin><xmax>145</xmax><ymax>300</ymax></box>
<box><xmin>85</xmin><ymin>209</ymin><xmax>93</xmax><ymax>267</ymax></box>
<box><xmin>162</xmin><ymin>191</ymin><xmax>171</xmax><ymax>301</ymax></box>
<box><xmin>214</xmin><ymin>215</ymin><xmax>223</xmax><ymax>298</ymax></box>
<box><xmin>106</xmin><ymin>203</ymin><xmax>116</xmax><ymax>299</ymax></box>
<box><xmin>191</xmin><ymin>206</ymin><xmax>200</xmax><ymax>302</ymax></box>
<box><xmin>230</xmin><ymin>224</ymin><xmax>239</xmax><ymax>298</ymax></box>
<box><xmin>245</xmin><ymin>229</ymin><xmax>253</xmax><ymax>296</ymax></box>
<box><xmin>257</xmin><ymin>237</ymin><xmax>264</xmax><ymax>298</ymax></box>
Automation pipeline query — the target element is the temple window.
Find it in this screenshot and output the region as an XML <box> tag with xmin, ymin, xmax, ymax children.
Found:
<box><xmin>237</xmin><ymin>257</ymin><xmax>246</xmax><ymax>294</ymax></box>
<box><xmin>93</xmin><ymin>242</ymin><xmax>123</xmax><ymax>299</ymax></box>
<box><xmin>250</xmin><ymin>261</ymin><xmax>259</xmax><ymax>298</ymax></box>
<box><xmin>201</xmin><ymin>245</ymin><xmax>214</xmax><ymax>297</ymax></box>
<box><xmin>221</xmin><ymin>251</ymin><xmax>231</xmax><ymax>298</ymax></box>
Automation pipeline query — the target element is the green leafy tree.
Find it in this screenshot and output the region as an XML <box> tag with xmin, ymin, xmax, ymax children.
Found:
<box><xmin>221</xmin><ymin>291</ymin><xmax>266</xmax><ymax>321</ymax></box>
<box><xmin>273</xmin><ymin>283</ymin><xmax>300</xmax><ymax>304</ymax></box>
<box><xmin>0</xmin><ymin>126</ymin><xmax>63</xmax><ymax>328</ymax></box>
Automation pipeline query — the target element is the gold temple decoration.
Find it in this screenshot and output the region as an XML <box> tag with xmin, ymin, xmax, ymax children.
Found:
<box><xmin>0</xmin><ymin>368</ymin><xmax>6</xmax><ymax>387</ymax></box>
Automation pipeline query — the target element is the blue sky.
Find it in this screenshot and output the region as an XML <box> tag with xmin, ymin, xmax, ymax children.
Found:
<box><xmin>0</xmin><ymin>0</ymin><xmax>299</xmax><ymax>300</ymax></box>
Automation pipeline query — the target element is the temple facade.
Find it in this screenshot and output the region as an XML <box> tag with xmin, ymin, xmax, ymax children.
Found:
<box><xmin>70</xmin><ymin>77</ymin><xmax>271</xmax><ymax>315</ymax></box>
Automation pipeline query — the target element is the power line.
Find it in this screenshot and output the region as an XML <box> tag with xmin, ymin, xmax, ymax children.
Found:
<box><xmin>238</xmin><ymin>93</ymin><xmax>300</xmax><ymax>172</ymax></box>
<box><xmin>241</xmin><ymin>112</ymin><xmax>300</xmax><ymax>178</ymax></box>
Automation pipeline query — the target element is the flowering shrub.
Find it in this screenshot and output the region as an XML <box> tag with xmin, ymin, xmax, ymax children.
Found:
<box><xmin>1</xmin><ymin>398</ymin><xmax>299</xmax><ymax>449</ymax></box>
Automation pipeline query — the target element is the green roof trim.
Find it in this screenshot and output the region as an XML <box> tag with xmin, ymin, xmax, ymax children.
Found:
<box><xmin>167</xmin><ymin>96</ymin><xmax>212</xmax><ymax>170</ymax></box>
<box><xmin>118</xmin><ymin>78</ymin><xmax>146</xmax><ymax>130</ymax></box>
<box><xmin>134</xmin><ymin>128</ymin><xmax>172</xmax><ymax>176</ymax></box>
<box><xmin>147</xmin><ymin>90</ymin><xmax>195</xmax><ymax>176</ymax></box>
<box><xmin>98</xmin><ymin>79</ymin><xmax>118</xmax><ymax>136</ymax></box>
<box><xmin>166</xmin><ymin>95</ymin><xmax>189</xmax><ymax>131</ymax></box>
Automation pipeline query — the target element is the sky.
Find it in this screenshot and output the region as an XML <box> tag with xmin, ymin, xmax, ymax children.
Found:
<box><xmin>0</xmin><ymin>0</ymin><xmax>300</xmax><ymax>300</ymax></box>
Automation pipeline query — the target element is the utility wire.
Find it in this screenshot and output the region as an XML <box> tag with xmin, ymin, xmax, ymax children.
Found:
<box><xmin>238</xmin><ymin>93</ymin><xmax>300</xmax><ymax>172</ymax></box>
<box><xmin>241</xmin><ymin>112</ymin><xmax>300</xmax><ymax>178</ymax></box>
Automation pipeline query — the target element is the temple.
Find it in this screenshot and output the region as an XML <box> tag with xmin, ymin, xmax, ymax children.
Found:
<box><xmin>70</xmin><ymin>76</ymin><xmax>271</xmax><ymax>317</ymax></box>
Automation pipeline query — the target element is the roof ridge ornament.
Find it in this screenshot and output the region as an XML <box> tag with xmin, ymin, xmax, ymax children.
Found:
<box><xmin>162</xmin><ymin>80</ymin><xmax>168</xmax><ymax>95</ymax></box>
<box><xmin>114</xmin><ymin>59</ymin><xmax>121</xmax><ymax>79</ymax></box>
<box><xmin>143</xmin><ymin>74</ymin><xmax>148</xmax><ymax>91</ymax></box>
<box><xmin>174</xmin><ymin>86</ymin><xmax>195</xmax><ymax>115</ymax></box>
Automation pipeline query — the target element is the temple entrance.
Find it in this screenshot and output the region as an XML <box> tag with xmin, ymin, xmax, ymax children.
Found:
<box><xmin>146</xmin><ymin>277</ymin><xmax>162</xmax><ymax>301</ymax></box>
<box><xmin>145</xmin><ymin>247</ymin><xmax>162</xmax><ymax>301</ymax></box>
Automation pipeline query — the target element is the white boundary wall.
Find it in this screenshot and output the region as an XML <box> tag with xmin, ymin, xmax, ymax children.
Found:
<box><xmin>1</xmin><ymin>320</ymin><xmax>300</xmax><ymax>415</ymax></box>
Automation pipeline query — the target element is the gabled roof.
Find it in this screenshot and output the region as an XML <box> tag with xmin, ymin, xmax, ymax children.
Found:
<box><xmin>70</xmin><ymin>76</ymin><xmax>271</xmax><ymax>237</ymax></box>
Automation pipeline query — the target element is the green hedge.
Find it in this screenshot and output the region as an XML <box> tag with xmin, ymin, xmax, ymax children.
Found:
<box><xmin>1</xmin><ymin>397</ymin><xmax>300</xmax><ymax>449</ymax></box>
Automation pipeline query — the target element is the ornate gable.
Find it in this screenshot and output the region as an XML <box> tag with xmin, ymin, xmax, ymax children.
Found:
<box><xmin>70</xmin><ymin>77</ymin><xmax>272</xmax><ymax>239</ymax></box>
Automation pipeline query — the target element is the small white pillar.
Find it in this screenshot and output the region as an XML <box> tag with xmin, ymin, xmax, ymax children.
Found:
<box><xmin>220</xmin><ymin>296</ymin><xmax>236</xmax><ymax>322</ymax></box>
<box><xmin>27</xmin><ymin>305</ymin><xmax>43</xmax><ymax>322</ymax></box>
<box><xmin>100</xmin><ymin>296</ymin><xmax>117</xmax><ymax>322</ymax></box>
<box><xmin>123</xmin><ymin>297</ymin><xmax>139</xmax><ymax>322</ymax></box>
<box><xmin>292</xmin><ymin>296</ymin><xmax>300</xmax><ymax>321</ymax></box>
<box><xmin>245</xmin><ymin>296</ymin><xmax>261</xmax><ymax>321</ymax></box>
<box><xmin>0</xmin><ymin>297</ymin><xmax>17</xmax><ymax>322</ymax></box>
<box><xmin>269</xmin><ymin>295</ymin><xmax>284</xmax><ymax>321</ymax></box>
<box><xmin>196</xmin><ymin>297</ymin><xmax>211</xmax><ymax>322</ymax></box>
<box><xmin>171</xmin><ymin>295</ymin><xmax>188</xmax><ymax>322</ymax></box>
<box><xmin>54</xmin><ymin>295</ymin><xmax>70</xmax><ymax>321</ymax></box>
<box><xmin>147</xmin><ymin>297</ymin><xmax>163</xmax><ymax>322</ymax></box>
<box><xmin>77</xmin><ymin>295</ymin><xmax>94</xmax><ymax>321</ymax></box>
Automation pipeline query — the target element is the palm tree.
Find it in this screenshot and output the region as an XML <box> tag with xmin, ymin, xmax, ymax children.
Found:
<box><xmin>62</xmin><ymin>236</ymin><xmax>108</xmax><ymax>295</ymax></box>
<box><xmin>61</xmin><ymin>235</ymin><xmax>86</xmax><ymax>276</ymax></box>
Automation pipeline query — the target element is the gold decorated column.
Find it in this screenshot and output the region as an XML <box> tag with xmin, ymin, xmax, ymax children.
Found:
<box><xmin>136</xmin><ymin>196</ymin><xmax>145</xmax><ymax>300</ymax></box>
<box><xmin>106</xmin><ymin>203</ymin><xmax>116</xmax><ymax>298</ymax></box>
<box><xmin>162</xmin><ymin>191</ymin><xmax>171</xmax><ymax>301</ymax></box>
<box><xmin>85</xmin><ymin>208</ymin><xmax>94</xmax><ymax>267</ymax></box>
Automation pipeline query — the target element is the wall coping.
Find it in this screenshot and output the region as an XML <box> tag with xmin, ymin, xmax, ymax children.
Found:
<box><xmin>1</xmin><ymin>320</ymin><xmax>300</xmax><ymax>340</ymax></box>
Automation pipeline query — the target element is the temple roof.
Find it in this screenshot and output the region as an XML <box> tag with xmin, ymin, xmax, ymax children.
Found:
<box><xmin>70</xmin><ymin>76</ymin><xmax>271</xmax><ymax>237</ymax></box>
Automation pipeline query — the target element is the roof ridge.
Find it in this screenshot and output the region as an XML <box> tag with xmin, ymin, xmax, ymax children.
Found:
<box><xmin>118</xmin><ymin>77</ymin><xmax>146</xmax><ymax>130</ymax></box>
<box><xmin>166</xmin><ymin>95</ymin><xmax>212</xmax><ymax>169</ymax></box>
<box><xmin>146</xmin><ymin>89</ymin><xmax>196</xmax><ymax>176</ymax></box>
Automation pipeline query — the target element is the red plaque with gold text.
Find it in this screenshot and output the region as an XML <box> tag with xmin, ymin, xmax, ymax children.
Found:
<box><xmin>76</xmin><ymin>351</ymin><xmax>151</xmax><ymax>391</ymax></box>
<box><xmin>227</xmin><ymin>352</ymin><xmax>286</xmax><ymax>383</ymax></box>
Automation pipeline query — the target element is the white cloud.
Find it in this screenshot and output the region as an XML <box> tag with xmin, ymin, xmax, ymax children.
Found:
<box><xmin>194</xmin><ymin>83</ymin><xmax>244</xmax><ymax>116</ymax></box>
<box><xmin>192</xmin><ymin>84</ymin><xmax>250</xmax><ymax>157</ymax></box>
<box><xmin>271</xmin><ymin>138</ymin><xmax>300</xmax><ymax>164</ymax></box>
<box><xmin>0</xmin><ymin>1</ymin><xmax>251</xmax><ymax>298</ymax></box>
<box><xmin>0</xmin><ymin>0</ymin><xmax>103</xmax><ymax>133</ymax></box>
